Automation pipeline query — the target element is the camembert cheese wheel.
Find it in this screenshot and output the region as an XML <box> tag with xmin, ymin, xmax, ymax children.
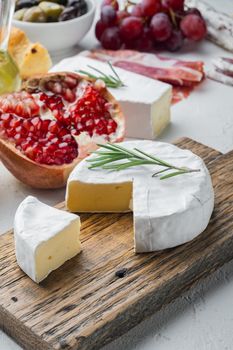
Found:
<box><xmin>66</xmin><ymin>141</ymin><xmax>214</xmax><ymax>253</ymax></box>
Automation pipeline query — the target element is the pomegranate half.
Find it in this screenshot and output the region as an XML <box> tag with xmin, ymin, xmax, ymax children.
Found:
<box><xmin>0</xmin><ymin>72</ymin><xmax>125</xmax><ymax>189</ymax></box>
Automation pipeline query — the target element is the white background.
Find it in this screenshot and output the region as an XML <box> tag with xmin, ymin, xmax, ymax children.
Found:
<box><xmin>1</xmin><ymin>0</ymin><xmax>233</xmax><ymax>349</ymax></box>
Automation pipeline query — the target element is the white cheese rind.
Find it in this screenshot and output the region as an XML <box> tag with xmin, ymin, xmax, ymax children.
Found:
<box><xmin>14</xmin><ymin>196</ymin><xmax>81</xmax><ymax>283</ymax></box>
<box><xmin>66</xmin><ymin>141</ymin><xmax>214</xmax><ymax>252</ymax></box>
<box><xmin>52</xmin><ymin>56</ymin><xmax>172</xmax><ymax>139</ymax></box>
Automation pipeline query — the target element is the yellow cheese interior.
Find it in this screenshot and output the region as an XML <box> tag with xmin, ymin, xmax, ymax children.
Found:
<box><xmin>35</xmin><ymin>219</ymin><xmax>81</xmax><ymax>283</ymax></box>
<box><xmin>67</xmin><ymin>181</ymin><xmax>133</xmax><ymax>212</ymax></box>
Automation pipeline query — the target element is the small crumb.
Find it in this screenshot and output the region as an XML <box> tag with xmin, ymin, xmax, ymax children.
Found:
<box><xmin>48</xmin><ymin>256</ymin><xmax>52</xmax><ymax>260</ymax></box>
<box><xmin>115</xmin><ymin>268</ymin><xmax>128</xmax><ymax>278</ymax></box>
<box><xmin>11</xmin><ymin>297</ymin><xmax>18</xmax><ymax>302</ymax></box>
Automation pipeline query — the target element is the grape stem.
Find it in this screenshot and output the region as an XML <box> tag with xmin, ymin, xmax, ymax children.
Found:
<box><xmin>124</xmin><ymin>0</ymin><xmax>138</xmax><ymax>10</ymax></box>
<box><xmin>169</xmin><ymin>8</ymin><xmax>178</xmax><ymax>28</ymax></box>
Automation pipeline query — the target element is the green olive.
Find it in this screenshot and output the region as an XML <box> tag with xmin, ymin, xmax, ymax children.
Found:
<box><xmin>39</xmin><ymin>1</ymin><xmax>64</xmax><ymax>21</ymax></box>
<box><xmin>23</xmin><ymin>6</ymin><xmax>47</xmax><ymax>22</ymax></box>
<box><xmin>14</xmin><ymin>8</ymin><xmax>27</xmax><ymax>21</ymax></box>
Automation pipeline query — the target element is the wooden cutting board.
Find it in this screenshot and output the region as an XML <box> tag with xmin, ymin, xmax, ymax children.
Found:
<box><xmin>1</xmin><ymin>137</ymin><xmax>233</xmax><ymax>350</ymax></box>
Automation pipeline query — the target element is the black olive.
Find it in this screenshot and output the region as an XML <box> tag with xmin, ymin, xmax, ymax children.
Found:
<box><xmin>15</xmin><ymin>0</ymin><xmax>39</xmax><ymax>11</ymax></box>
<box><xmin>58</xmin><ymin>6</ymin><xmax>77</xmax><ymax>21</ymax></box>
<box><xmin>67</xmin><ymin>0</ymin><xmax>87</xmax><ymax>16</ymax></box>
<box><xmin>67</xmin><ymin>0</ymin><xmax>82</xmax><ymax>7</ymax></box>
<box><xmin>77</xmin><ymin>4</ymin><xmax>87</xmax><ymax>16</ymax></box>
<box><xmin>57</xmin><ymin>0</ymin><xmax>68</xmax><ymax>6</ymax></box>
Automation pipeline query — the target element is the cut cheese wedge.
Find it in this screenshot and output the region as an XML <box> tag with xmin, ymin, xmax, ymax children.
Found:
<box><xmin>14</xmin><ymin>196</ymin><xmax>81</xmax><ymax>283</ymax></box>
<box><xmin>66</xmin><ymin>141</ymin><xmax>214</xmax><ymax>252</ymax></box>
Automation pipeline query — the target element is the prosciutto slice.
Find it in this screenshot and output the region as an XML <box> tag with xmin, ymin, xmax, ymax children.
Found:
<box><xmin>82</xmin><ymin>50</ymin><xmax>204</xmax><ymax>87</ymax></box>
<box><xmin>81</xmin><ymin>49</ymin><xmax>205</xmax><ymax>104</ymax></box>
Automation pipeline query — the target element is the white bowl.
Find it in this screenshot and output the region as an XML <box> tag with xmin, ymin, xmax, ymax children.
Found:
<box><xmin>12</xmin><ymin>0</ymin><xmax>96</xmax><ymax>52</ymax></box>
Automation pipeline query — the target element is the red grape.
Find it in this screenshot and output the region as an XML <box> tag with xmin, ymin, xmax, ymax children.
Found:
<box><xmin>123</xmin><ymin>39</ymin><xmax>137</xmax><ymax>50</ymax></box>
<box><xmin>120</xmin><ymin>16</ymin><xmax>143</xmax><ymax>41</ymax></box>
<box><xmin>101</xmin><ymin>5</ymin><xmax>117</xmax><ymax>26</ymax></box>
<box><xmin>165</xmin><ymin>30</ymin><xmax>184</xmax><ymax>51</ymax></box>
<box><xmin>117</xmin><ymin>10</ymin><xmax>129</xmax><ymax>23</ymax></box>
<box><xmin>162</xmin><ymin>0</ymin><xmax>184</xmax><ymax>11</ymax></box>
<box><xmin>180</xmin><ymin>14</ymin><xmax>207</xmax><ymax>41</ymax></box>
<box><xmin>150</xmin><ymin>13</ymin><xmax>172</xmax><ymax>42</ymax></box>
<box><xmin>95</xmin><ymin>20</ymin><xmax>107</xmax><ymax>41</ymax></box>
<box><xmin>131</xmin><ymin>4</ymin><xmax>143</xmax><ymax>17</ymax></box>
<box><xmin>96</xmin><ymin>0</ymin><xmax>205</xmax><ymax>52</ymax></box>
<box><xmin>141</xmin><ymin>0</ymin><xmax>161</xmax><ymax>17</ymax></box>
<box><xmin>135</xmin><ymin>27</ymin><xmax>154</xmax><ymax>51</ymax></box>
<box><xmin>101</xmin><ymin>27</ymin><xmax>122</xmax><ymax>49</ymax></box>
<box><xmin>101</xmin><ymin>0</ymin><xmax>119</xmax><ymax>11</ymax></box>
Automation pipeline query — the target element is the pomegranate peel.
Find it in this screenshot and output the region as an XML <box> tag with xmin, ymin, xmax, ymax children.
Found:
<box><xmin>0</xmin><ymin>72</ymin><xmax>125</xmax><ymax>189</ymax></box>
<box><xmin>0</xmin><ymin>138</ymin><xmax>77</xmax><ymax>189</ymax></box>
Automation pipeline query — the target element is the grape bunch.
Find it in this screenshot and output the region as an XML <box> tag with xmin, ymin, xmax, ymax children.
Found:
<box><xmin>95</xmin><ymin>0</ymin><xmax>207</xmax><ymax>52</ymax></box>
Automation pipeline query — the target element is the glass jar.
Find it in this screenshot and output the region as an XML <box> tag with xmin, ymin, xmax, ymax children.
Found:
<box><xmin>0</xmin><ymin>0</ymin><xmax>21</xmax><ymax>94</ymax></box>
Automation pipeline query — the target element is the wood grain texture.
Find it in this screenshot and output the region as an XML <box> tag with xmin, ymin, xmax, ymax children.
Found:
<box><xmin>1</xmin><ymin>137</ymin><xmax>231</xmax><ymax>350</ymax></box>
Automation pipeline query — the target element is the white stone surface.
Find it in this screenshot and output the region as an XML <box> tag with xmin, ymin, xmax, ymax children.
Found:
<box><xmin>1</xmin><ymin>0</ymin><xmax>233</xmax><ymax>349</ymax></box>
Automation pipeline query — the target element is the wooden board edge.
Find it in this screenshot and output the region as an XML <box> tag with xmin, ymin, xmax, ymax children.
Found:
<box><xmin>0</xmin><ymin>306</ymin><xmax>52</xmax><ymax>350</ymax></box>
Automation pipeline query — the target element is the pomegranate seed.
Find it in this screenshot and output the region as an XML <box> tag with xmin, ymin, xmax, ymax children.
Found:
<box><xmin>7</xmin><ymin>128</ymin><xmax>17</xmax><ymax>138</ymax></box>
<box><xmin>62</xmin><ymin>134</ymin><xmax>72</xmax><ymax>141</ymax></box>
<box><xmin>15</xmin><ymin>125</ymin><xmax>27</xmax><ymax>136</ymax></box>
<box><xmin>41</xmin><ymin>120</ymin><xmax>50</xmax><ymax>132</ymax></box>
<box><xmin>63</xmin><ymin>88</ymin><xmax>76</xmax><ymax>103</ymax></box>
<box><xmin>52</xmin><ymin>82</ymin><xmax>63</xmax><ymax>94</ymax></box>
<box><xmin>64</xmin><ymin>76</ymin><xmax>78</xmax><ymax>89</ymax></box>
<box><xmin>48</xmin><ymin>120</ymin><xmax>60</xmax><ymax>134</ymax></box>
<box><xmin>9</xmin><ymin>118</ymin><xmax>21</xmax><ymax>128</ymax></box>
<box><xmin>23</xmin><ymin>120</ymin><xmax>34</xmax><ymax>132</ymax></box>
<box><xmin>1</xmin><ymin>114</ymin><xmax>13</xmax><ymax>128</ymax></box>
<box><xmin>46</xmin><ymin>81</ymin><xmax>55</xmax><ymax>92</ymax></box>
<box><xmin>57</xmin><ymin>128</ymin><xmax>68</xmax><ymax>137</ymax></box>
<box><xmin>50</xmin><ymin>137</ymin><xmax>59</xmax><ymax>144</ymax></box>
<box><xmin>14</xmin><ymin>133</ymin><xmax>24</xmax><ymax>145</ymax></box>
<box><xmin>0</xmin><ymin>92</ymin><xmax>39</xmax><ymax>118</ymax></box>
<box><xmin>69</xmin><ymin>86</ymin><xmax>117</xmax><ymax>137</ymax></box>
<box><xmin>31</xmin><ymin>117</ymin><xmax>42</xmax><ymax>131</ymax></box>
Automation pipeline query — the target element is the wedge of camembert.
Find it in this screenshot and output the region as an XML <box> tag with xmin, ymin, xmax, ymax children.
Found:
<box><xmin>66</xmin><ymin>141</ymin><xmax>214</xmax><ymax>252</ymax></box>
<box><xmin>14</xmin><ymin>196</ymin><xmax>81</xmax><ymax>283</ymax></box>
<box><xmin>52</xmin><ymin>56</ymin><xmax>172</xmax><ymax>139</ymax></box>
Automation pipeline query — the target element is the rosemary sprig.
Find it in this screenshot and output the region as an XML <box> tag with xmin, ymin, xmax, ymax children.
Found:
<box><xmin>77</xmin><ymin>61</ymin><xmax>126</xmax><ymax>89</ymax></box>
<box><xmin>87</xmin><ymin>143</ymin><xmax>200</xmax><ymax>180</ymax></box>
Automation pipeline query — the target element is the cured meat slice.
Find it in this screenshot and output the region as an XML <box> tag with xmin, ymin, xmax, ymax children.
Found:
<box><xmin>82</xmin><ymin>50</ymin><xmax>204</xmax><ymax>87</ymax></box>
<box><xmin>81</xmin><ymin>49</ymin><xmax>205</xmax><ymax>104</ymax></box>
